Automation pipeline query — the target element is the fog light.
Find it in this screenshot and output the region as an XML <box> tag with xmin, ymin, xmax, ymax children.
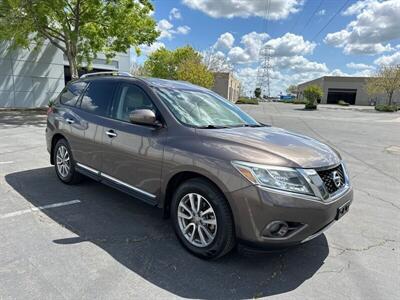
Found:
<box><xmin>263</xmin><ymin>221</ymin><xmax>289</xmax><ymax>237</ymax></box>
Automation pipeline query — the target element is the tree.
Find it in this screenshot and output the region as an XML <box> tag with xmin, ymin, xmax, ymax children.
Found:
<box><xmin>144</xmin><ymin>45</ymin><xmax>214</xmax><ymax>88</ymax></box>
<box><xmin>176</xmin><ymin>57</ymin><xmax>214</xmax><ymax>88</ymax></box>
<box><xmin>303</xmin><ymin>85</ymin><xmax>322</xmax><ymax>109</ymax></box>
<box><xmin>286</xmin><ymin>84</ymin><xmax>298</xmax><ymax>95</ymax></box>
<box><xmin>254</xmin><ymin>87</ymin><xmax>261</xmax><ymax>98</ymax></box>
<box><xmin>202</xmin><ymin>48</ymin><xmax>233</xmax><ymax>72</ymax></box>
<box><xmin>0</xmin><ymin>0</ymin><xmax>159</xmax><ymax>80</ymax></box>
<box><xmin>365</xmin><ymin>64</ymin><xmax>400</xmax><ymax>105</ymax></box>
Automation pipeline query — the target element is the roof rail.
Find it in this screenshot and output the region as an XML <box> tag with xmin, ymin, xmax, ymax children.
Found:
<box><xmin>80</xmin><ymin>71</ymin><xmax>133</xmax><ymax>79</ymax></box>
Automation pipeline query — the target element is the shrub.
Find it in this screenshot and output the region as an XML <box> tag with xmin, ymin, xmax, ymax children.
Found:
<box><xmin>303</xmin><ymin>85</ymin><xmax>322</xmax><ymax>110</ymax></box>
<box><xmin>293</xmin><ymin>99</ymin><xmax>308</xmax><ymax>104</ymax></box>
<box><xmin>305</xmin><ymin>103</ymin><xmax>317</xmax><ymax>110</ymax></box>
<box><xmin>338</xmin><ymin>100</ymin><xmax>350</xmax><ymax>106</ymax></box>
<box><xmin>254</xmin><ymin>88</ymin><xmax>261</xmax><ymax>98</ymax></box>
<box><xmin>236</xmin><ymin>97</ymin><xmax>259</xmax><ymax>105</ymax></box>
<box><xmin>375</xmin><ymin>104</ymin><xmax>398</xmax><ymax>112</ymax></box>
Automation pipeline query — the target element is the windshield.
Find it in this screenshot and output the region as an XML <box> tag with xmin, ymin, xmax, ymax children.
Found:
<box><xmin>155</xmin><ymin>87</ymin><xmax>260</xmax><ymax>128</ymax></box>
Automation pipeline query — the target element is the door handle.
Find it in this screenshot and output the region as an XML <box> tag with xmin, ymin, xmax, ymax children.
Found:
<box><xmin>66</xmin><ymin>118</ymin><xmax>75</xmax><ymax>124</ymax></box>
<box><xmin>106</xmin><ymin>130</ymin><xmax>117</xmax><ymax>138</ymax></box>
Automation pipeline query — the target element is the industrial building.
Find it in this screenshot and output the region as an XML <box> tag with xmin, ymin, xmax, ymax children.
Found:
<box><xmin>211</xmin><ymin>72</ymin><xmax>240</xmax><ymax>102</ymax></box>
<box><xmin>0</xmin><ymin>41</ymin><xmax>130</xmax><ymax>108</ymax></box>
<box><xmin>298</xmin><ymin>76</ymin><xmax>375</xmax><ymax>106</ymax></box>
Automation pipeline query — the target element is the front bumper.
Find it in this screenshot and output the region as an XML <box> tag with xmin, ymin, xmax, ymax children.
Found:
<box><xmin>228</xmin><ymin>184</ymin><xmax>353</xmax><ymax>248</ymax></box>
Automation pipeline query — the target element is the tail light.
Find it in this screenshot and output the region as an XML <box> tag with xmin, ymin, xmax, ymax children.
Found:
<box><xmin>47</xmin><ymin>106</ymin><xmax>54</xmax><ymax>115</ymax></box>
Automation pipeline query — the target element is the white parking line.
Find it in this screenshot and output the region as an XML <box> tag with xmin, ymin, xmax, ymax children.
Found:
<box><xmin>0</xmin><ymin>161</ymin><xmax>14</xmax><ymax>164</ymax></box>
<box><xmin>0</xmin><ymin>200</ymin><xmax>81</xmax><ymax>219</ymax></box>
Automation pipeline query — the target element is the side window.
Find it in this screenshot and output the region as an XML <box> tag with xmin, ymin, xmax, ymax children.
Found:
<box><xmin>113</xmin><ymin>84</ymin><xmax>155</xmax><ymax>122</ymax></box>
<box><xmin>60</xmin><ymin>81</ymin><xmax>88</xmax><ymax>106</ymax></box>
<box><xmin>80</xmin><ymin>80</ymin><xmax>117</xmax><ymax>117</ymax></box>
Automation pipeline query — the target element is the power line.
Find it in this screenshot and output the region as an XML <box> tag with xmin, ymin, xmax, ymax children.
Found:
<box><xmin>311</xmin><ymin>0</ymin><xmax>351</xmax><ymax>40</ymax></box>
<box><xmin>299</xmin><ymin>0</ymin><xmax>324</xmax><ymax>33</ymax></box>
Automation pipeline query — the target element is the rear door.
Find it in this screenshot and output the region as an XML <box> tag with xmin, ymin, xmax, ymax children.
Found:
<box><xmin>99</xmin><ymin>82</ymin><xmax>166</xmax><ymax>205</ymax></box>
<box><xmin>68</xmin><ymin>79</ymin><xmax>118</xmax><ymax>174</ymax></box>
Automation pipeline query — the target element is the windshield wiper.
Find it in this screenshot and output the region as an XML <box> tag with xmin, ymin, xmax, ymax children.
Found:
<box><xmin>229</xmin><ymin>123</ymin><xmax>265</xmax><ymax>128</ymax></box>
<box><xmin>197</xmin><ymin>125</ymin><xmax>229</xmax><ymax>129</ymax></box>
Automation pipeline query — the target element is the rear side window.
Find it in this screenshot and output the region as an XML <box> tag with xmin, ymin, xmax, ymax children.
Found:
<box><xmin>60</xmin><ymin>81</ymin><xmax>88</xmax><ymax>106</ymax></box>
<box><xmin>80</xmin><ymin>80</ymin><xmax>117</xmax><ymax>117</ymax></box>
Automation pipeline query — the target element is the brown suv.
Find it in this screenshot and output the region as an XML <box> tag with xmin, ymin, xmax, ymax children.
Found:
<box><xmin>46</xmin><ymin>72</ymin><xmax>353</xmax><ymax>259</ymax></box>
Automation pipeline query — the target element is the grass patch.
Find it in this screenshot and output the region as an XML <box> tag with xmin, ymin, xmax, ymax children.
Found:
<box><xmin>375</xmin><ymin>104</ymin><xmax>398</xmax><ymax>112</ymax></box>
<box><xmin>305</xmin><ymin>103</ymin><xmax>317</xmax><ymax>110</ymax></box>
<box><xmin>236</xmin><ymin>97</ymin><xmax>259</xmax><ymax>105</ymax></box>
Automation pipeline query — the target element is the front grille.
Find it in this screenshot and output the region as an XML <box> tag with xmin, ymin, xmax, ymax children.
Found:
<box><xmin>317</xmin><ymin>164</ymin><xmax>345</xmax><ymax>194</ymax></box>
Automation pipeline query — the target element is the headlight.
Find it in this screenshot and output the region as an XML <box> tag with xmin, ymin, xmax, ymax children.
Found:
<box><xmin>232</xmin><ymin>161</ymin><xmax>314</xmax><ymax>195</ymax></box>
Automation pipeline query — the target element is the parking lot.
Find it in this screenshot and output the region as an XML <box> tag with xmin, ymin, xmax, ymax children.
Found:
<box><xmin>0</xmin><ymin>102</ymin><xmax>399</xmax><ymax>299</ymax></box>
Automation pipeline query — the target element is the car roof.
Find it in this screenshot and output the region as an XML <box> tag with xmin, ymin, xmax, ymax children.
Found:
<box><xmin>140</xmin><ymin>77</ymin><xmax>207</xmax><ymax>91</ymax></box>
<box><xmin>77</xmin><ymin>75</ymin><xmax>207</xmax><ymax>92</ymax></box>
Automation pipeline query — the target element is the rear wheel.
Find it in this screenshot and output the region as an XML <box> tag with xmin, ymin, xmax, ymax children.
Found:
<box><xmin>171</xmin><ymin>178</ymin><xmax>235</xmax><ymax>259</ymax></box>
<box><xmin>53</xmin><ymin>139</ymin><xmax>82</xmax><ymax>184</ymax></box>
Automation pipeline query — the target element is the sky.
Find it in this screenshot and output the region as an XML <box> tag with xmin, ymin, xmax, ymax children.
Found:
<box><xmin>133</xmin><ymin>0</ymin><xmax>400</xmax><ymax>96</ymax></box>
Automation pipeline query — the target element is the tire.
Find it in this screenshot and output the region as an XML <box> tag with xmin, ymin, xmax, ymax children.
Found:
<box><xmin>171</xmin><ymin>178</ymin><xmax>236</xmax><ymax>259</ymax></box>
<box><xmin>53</xmin><ymin>138</ymin><xmax>82</xmax><ymax>184</ymax></box>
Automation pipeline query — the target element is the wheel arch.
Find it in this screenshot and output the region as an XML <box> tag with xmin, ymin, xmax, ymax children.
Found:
<box><xmin>162</xmin><ymin>170</ymin><xmax>232</xmax><ymax>219</ymax></box>
<box><xmin>50</xmin><ymin>133</ymin><xmax>67</xmax><ymax>165</ymax></box>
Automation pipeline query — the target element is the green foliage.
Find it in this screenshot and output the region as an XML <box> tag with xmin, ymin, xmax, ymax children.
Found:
<box><xmin>0</xmin><ymin>0</ymin><xmax>159</xmax><ymax>79</ymax></box>
<box><xmin>236</xmin><ymin>97</ymin><xmax>259</xmax><ymax>105</ymax></box>
<box><xmin>176</xmin><ymin>57</ymin><xmax>214</xmax><ymax>88</ymax></box>
<box><xmin>144</xmin><ymin>46</ymin><xmax>214</xmax><ymax>88</ymax></box>
<box><xmin>293</xmin><ymin>99</ymin><xmax>308</xmax><ymax>104</ymax></box>
<box><xmin>254</xmin><ymin>88</ymin><xmax>261</xmax><ymax>98</ymax></box>
<box><xmin>366</xmin><ymin>64</ymin><xmax>400</xmax><ymax>105</ymax></box>
<box><xmin>303</xmin><ymin>85</ymin><xmax>322</xmax><ymax>110</ymax></box>
<box><xmin>375</xmin><ymin>104</ymin><xmax>398</xmax><ymax>112</ymax></box>
<box><xmin>305</xmin><ymin>103</ymin><xmax>317</xmax><ymax>110</ymax></box>
<box><xmin>338</xmin><ymin>100</ymin><xmax>350</xmax><ymax>106</ymax></box>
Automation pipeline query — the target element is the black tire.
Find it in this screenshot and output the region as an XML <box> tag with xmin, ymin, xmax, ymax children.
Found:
<box><xmin>171</xmin><ymin>178</ymin><xmax>236</xmax><ymax>259</ymax></box>
<box><xmin>53</xmin><ymin>138</ymin><xmax>83</xmax><ymax>184</ymax></box>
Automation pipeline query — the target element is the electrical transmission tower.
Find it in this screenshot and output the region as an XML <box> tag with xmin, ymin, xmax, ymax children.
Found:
<box><xmin>256</xmin><ymin>45</ymin><xmax>272</xmax><ymax>97</ymax></box>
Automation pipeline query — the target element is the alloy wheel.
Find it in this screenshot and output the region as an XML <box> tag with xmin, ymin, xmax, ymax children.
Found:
<box><xmin>177</xmin><ymin>193</ymin><xmax>217</xmax><ymax>247</ymax></box>
<box><xmin>56</xmin><ymin>145</ymin><xmax>70</xmax><ymax>178</ymax></box>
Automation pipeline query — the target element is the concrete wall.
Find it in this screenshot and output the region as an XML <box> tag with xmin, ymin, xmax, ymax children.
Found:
<box><xmin>211</xmin><ymin>72</ymin><xmax>240</xmax><ymax>102</ymax></box>
<box><xmin>0</xmin><ymin>42</ymin><xmax>130</xmax><ymax>108</ymax></box>
<box><xmin>0</xmin><ymin>42</ymin><xmax>65</xmax><ymax>108</ymax></box>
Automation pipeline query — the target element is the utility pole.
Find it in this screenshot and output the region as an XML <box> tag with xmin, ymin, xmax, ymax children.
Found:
<box><xmin>256</xmin><ymin>45</ymin><xmax>272</xmax><ymax>98</ymax></box>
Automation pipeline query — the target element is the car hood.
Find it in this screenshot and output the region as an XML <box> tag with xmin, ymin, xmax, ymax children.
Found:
<box><xmin>196</xmin><ymin>126</ymin><xmax>341</xmax><ymax>169</ymax></box>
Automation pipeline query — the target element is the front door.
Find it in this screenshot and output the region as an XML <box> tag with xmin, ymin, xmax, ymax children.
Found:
<box><xmin>100</xmin><ymin>82</ymin><xmax>166</xmax><ymax>205</ymax></box>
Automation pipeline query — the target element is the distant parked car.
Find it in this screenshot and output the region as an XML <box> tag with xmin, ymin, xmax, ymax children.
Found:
<box><xmin>46</xmin><ymin>72</ymin><xmax>353</xmax><ymax>259</ymax></box>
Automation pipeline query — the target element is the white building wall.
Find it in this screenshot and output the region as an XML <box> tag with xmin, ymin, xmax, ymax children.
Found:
<box><xmin>0</xmin><ymin>41</ymin><xmax>131</xmax><ymax>108</ymax></box>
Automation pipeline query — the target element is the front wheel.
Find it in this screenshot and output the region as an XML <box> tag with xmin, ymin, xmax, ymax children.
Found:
<box><xmin>171</xmin><ymin>178</ymin><xmax>236</xmax><ymax>259</ymax></box>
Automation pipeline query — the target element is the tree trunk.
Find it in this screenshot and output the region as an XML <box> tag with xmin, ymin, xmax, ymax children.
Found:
<box><xmin>67</xmin><ymin>54</ymin><xmax>79</xmax><ymax>81</ymax></box>
<box><xmin>388</xmin><ymin>91</ymin><xmax>393</xmax><ymax>106</ymax></box>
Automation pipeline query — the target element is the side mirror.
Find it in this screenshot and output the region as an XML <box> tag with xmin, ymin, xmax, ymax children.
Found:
<box><xmin>129</xmin><ymin>109</ymin><xmax>161</xmax><ymax>127</ymax></box>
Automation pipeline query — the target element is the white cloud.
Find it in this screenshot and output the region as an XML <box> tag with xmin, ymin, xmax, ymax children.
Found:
<box><xmin>324</xmin><ymin>0</ymin><xmax>400</xmax><ymax>55</ymax></box>
<box><xmin>240</xmin><ymin>32</ymin><xmax>270</xmax><ymax>58</ymax></box>
<box><xmin>316</xmin><ymin>9</ymin><xmax>326</xmax><ymax>16</ymax></box>
<box><xmin>176</xmin><ymin>25</ymin><xmax>191</xmax><ymax>35</ymax></box>
<box><xmin>228</xmin><ymin>47</ymin><xmax>250</xmax><ymax>64</ymax></box>
<box><xmin>140</xmin><ymin>42</ymin><xmax>165</xmax><ymax>56</ymax></box>
<box><xmin>374</xmin><ymin>51</ymin><xmax>400</xmax><ymax>66</ymax></box>
<box><xmin>214</xmin><ymin>32</ymin><xmax>235</xmax><ymax>50</ymax></box>
<box><xmin>169</xmin><ymin>8</ymin><xmax>181</xmax><ymax>20</ymax></box>
<box><xmin>274</xmin><ymin>56</ymin><xmax>328</xmax><ymax>73</ymax></box>
<box><xmin>182</xmin><ymin>0</ymin><xmax>303</xmax><ymax>20</ymax></box>
<box><xmin>266</xmin><ymin>33</ymin><xmax>316</xmax><ymax>57</ymax></box>
<box><xmin>346</xmin><ymin>62</ymin><xmax>375</xmax><ymax>70</ymax></box>
<box><xmin>157</xmin><ymin>19</ymin><xmax>174</xmax><ymax>39</ymax></box>
<box><xmin>157</xmin><ymin>19</ymin><xmax>191</xmax><ymax>40</ymax></box>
